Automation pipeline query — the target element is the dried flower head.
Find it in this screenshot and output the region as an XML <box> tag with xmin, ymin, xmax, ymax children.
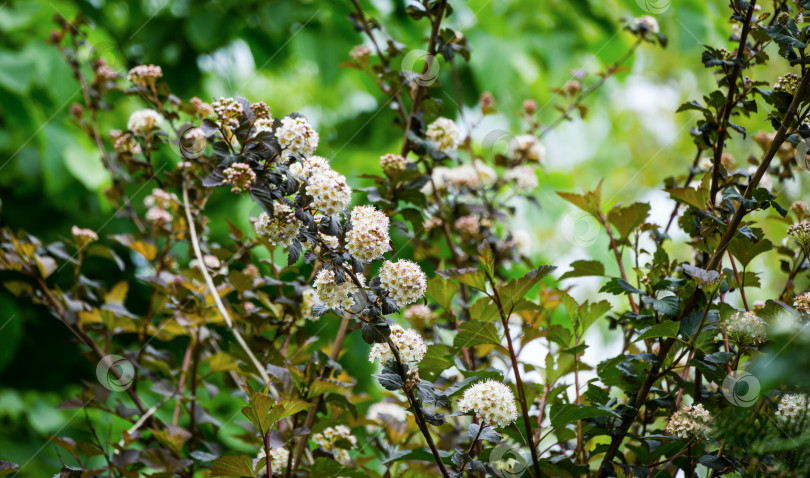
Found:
<box><xmin>128</xmin><ymin>109</ymin><xmax>162</xmax><ymax>134</ymax></box>
<box><xmin>127</xmin><ymin>64</ymin><xmax>162</xmax><ymax>86</ymax></box>
<box><xmin>346</xmin><ymin>206</ymin><xmax>391</xmax><ymax>262</ymax></box>
<box><xmin>379</xmin><ymin>260</ymin><xmax>427</xmax><ymax>306</ymax></box>
<box><xmin>368</xmin><ymin>325</ymin><xmax>427</xmax><ymax>364</ymax></box>
<box><xmin>112</xmin><ymin>131</ymin><xmax>142</xmax><ymax>155</ymax></box>
<box><xmin>313</xmin><ymin>269</ymin><xmax>364</xmax><ymax>310</ymax></box>
<box><xmin>426</xmin><ymin>117</ymin><xmax>462</xmax><ymax>153</ymax></box>
<box><xmin>253</xmin><ymin>203</ymin><xmax>302</xmax><ymax>247</ymax></box>
<box><xmin>306</xmin><ymin>168</ymin><xmax>352</xmax><ymax>216</ymax></box>
<box><xmin>508</xmin><ymin>134</ymin><xmax>546</xmax><ymax>164</ymax></box>
<box><xmin>457</xmin><ymin>380</ymin><xmax>519</xmax><ymax>428</ymax></box>
<box><xmin>791</xmin><ymin>201</ymin><xmax>810</xmax><ymax>221</ymax></box>
<box><xmin>720</xmin><ymin>311</ymin><xmax>767</xmax><ymax>346</ymax></box>
<box><xmin>223</xmin><ymin>162</ymin><xmax>256</xmax><ymax>193</ymax></box>
<box><xmin>277</xmin><ymin>116</ymin><xmax>319</xmax><ymax>160</ymax></box>
<box><xmin>71</xmin><ymin>226</ymin><xmax>98</xmax><ymax>248</ymax></box>
<box><xmin>665</xmin><ymin>404</ymin><xmax>712</xmax><ymax>440</ymax></box>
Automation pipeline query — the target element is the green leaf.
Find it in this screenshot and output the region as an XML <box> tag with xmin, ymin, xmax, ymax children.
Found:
<box><xmin>600</xmin><ymin>278</ymin><xmax>643</xmax><ymax>295</ymax></box>
<box><xmin>210</xmin><ymin>455</ymin><xmax>257</xmax><ymax>477</ymax></box>
<box><xmin>436</xmin><ymin>267</ymin><xmax>489</xmax><ymax>293</ymax></box>
<box><xmin>557</xmin><ymin>180</ymin><xmax>603</xmax><ymax>219</ymax></box>
<box><xmin>454</xmin><ymin>321</ymin><xmax>501</xmax><ymax>348</ymax></box>
<box><xmin>559</xmin><ymin>260</ymin><xmax>605</xmax><ymax>280</ymax></box>
<box><xmin>266</xmin><ymin>399</ymin><xmax>313</xmax><ymax>425</ymax></box>
<box><xmin>381</xmin><ymin>447</ymin><xmax>453</xmax><ymax>465</ymax></box>
<box><xmin>635</xmin><ymin>321</ymin><xmax>680</xmax><ymax>342</ymax></box>
<box><xmin>549</xmin><ymin>404</ymin><xmax>618</xmax><ymax>429</ymax></box>
<box><xmin>426</xmin><ymin>277</ymin><xmax>458</xmax><ymax>312</ymax></box>
<box><xmin>664</xmin><ymin>173</ymin><xmax>711</xmax><ymax>211</ymax></box>
<box><xmin>727</xmin><ymin>235</ymin><xmax>772</xmax><ymax>268</ymax></box>
<box><xmin>607</xmin><ymin>202</ymin><xmax>650</xmax><ymax>240</ymax></box>
<box><xmin>641</xmin><ymin>295</ymin><xmax>680</xmax><ymax>316</ymax></box>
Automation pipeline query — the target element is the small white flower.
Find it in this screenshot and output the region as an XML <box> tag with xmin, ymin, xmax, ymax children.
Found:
<box><xmin>368</xmin><ymin>325</ymin><xmax>427</xmax><ymax>364</ymax></box>
<box><xmin>794</xmin><ymin>292</ymin><xmax>810</xmax><ymax>315</ymax></box>
<box><xmin>146</xmin><ymin>207</ymin><xmax>172</xmax><ymax>225</ymax></box>
<box><xmin>720</xmin><ymin>311</ymin><xmax>767</xmax><ymax>346</ymax></box>
<box><xmin>404</xmin><ymin>304</ymin><xmax>434</xmax><ymax>322</ymax></box>
<box><xmin>776</xmin><ymin>393</ymin><xmax>810</xmax><ymax>431</ymax></box>
<box><xmin>253</xmin><ymin>204</ymin><xmax>302</xmax><ymax>247</ymax></box>
<box><xmin>277</xmin><ymin>116</ymin><xmax>319</xmax><ymax>159</ymax></box>
<box><xmin>312</xmin><ymin>425</ymin><xmax>356</xmax><ymax>465</ymax></box>
<box><xmin>306</xmin><ymin>168</ymin><xmax>352</xmax><ymax>216</ymax></box>
<box><xmin>379</xmin><ymin>260</ymin><xmax>427</xmax><ymax>306</ymax></box>
<box><xmin>301</xmin><ymin>288</ymin><xmax>318</xmax><ymax>320</ymax></box>
<box><xmin>346</xmin><ymin>206</ymin><xmax>391</xmax><ymax>262</ymax></box>
<box><xmin>257</xmin><ymin>447</ymin><xmax>289</xmax><ymax>474</ymax></box>
<box><xmin>313</xmin><ymin>269</ymin><xmax>365</xmax><ymax>310</ymax></box>
<box><xmin>380</xmin><ymin>153</ymin><xmax>409</xmax><ymax>175</ymax></box>
<box><xmin>665</xmin><ymin>404</ymin><xmax>712</xmax><ymax>440</ymax></box>
<box><xmin>253</xmin><ymin>117</ymin><xmax>274</xmax><ymax>135</ymax></box>
<box><xmin>457</xmin><ymin>380</ymin><xmax>519</xmax><ymax>428</ymax></box>
<box><xmin>426</xmin><ymin>117</ymin><xmax>462</xmax><ymax>153</ymax></box>
<box><xmin>71</xmin><ymin>226</ymin><xmax>98</xmax><ymax>247</ymax></box>
<box><xmin>503</xmin><ymin>165</ymin><xmax>538</xmax><ymax>190</ymax></box>
<box><xmin>128</xmin><ymin>109</ymin><xmax>162</xmax><ymax>133</ymax></box>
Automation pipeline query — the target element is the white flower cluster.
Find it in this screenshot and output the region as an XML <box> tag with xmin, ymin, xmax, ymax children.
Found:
<box><xmin>346</xmin><ymin>206</ymin><xmax>391</xmax><ymax>262</ymax></box>
<box><xmin>146</xmin><ymin>207</ymin><xmax>172</xmax><ymax>225</ymax></box>
<box><xmin>319</xmin><ymin>232</ymin><xmax>339</xmax><ymax>250</ymax></box>
<box><xmin>313</xmin><ymin>269</ymin><xmax>364</xmax><ymax>310</ymax></box>
<box><xmin>774</xmin><ymin>72</ymin><xmax>801</xmax><ymax>94</ymax></box>
<box><xmin>277</xmin><ymin>116</ymin><xmax>319</xmax><ymax>160</ymax></box>
<box><xmin>426</xmin><ymin>117</ymin><xmax>462</xmax><ymax>153</ymax></box>
<box><xmin>404</xmin><ymin>304</ymin><xmax>434</xmax><ymax>322</ymax></box>
<box><xmin>144</xmin><ymin>188</ymin><xmax>177</xmax><ymax>209</ymax></box>
<box><xmin>457</xmin><ymin>380</ymin><xmax>519</xmax><ymax>428</ymax></box>
<box><xmin>665</xmin><ymin>404</ymin><xmax>712</xmax><ymax>440</ymax></box>
<box><xmin>508</xmin><ymin>135</ymin><xmax>546</xmax><ymax>163</ymax></box>
<box><xmin>312</xmin><ymin>425</ymin><xmax>356</xmax><ymax>465</ymax></box>
<box><xmin>253</xmin><ymin>117</ymin><xmax>274</xmax><ymax>135</ymax></box>
<box><xmin>257</xmin><ymin>447</ymin><xmax>289</xmax><ymax>474</ymax></box>
<box><xmin>720</xmin><ymin>311</ymin><xmax>767</xmax><ymax>345</ymax></box>
<box><xmin>128</xmin><ymin>109</ymin><xmax>162</xmax><ymax>133</ymax></box>
<box><xmin>426</xmin><ymin>161</ymin><xmax>496</xmax><ymax>194</ymax></box>
<box><xmin>503</xmin><ymin>165</ymin><xmax>538</xmax><ymax>190</ymax></box>
<box><xmin>301</xmin><ymin>288</ymin><xmax>318</xmax><ymax>320</ymax></box>
<box><xmin>368</xmin><ymin>325</ymin><xmax>427</xmax><ymax>364</ymax></box>
<box><xmin>775</xmin><ymin>393</ymin><xmax>809</xmax><ymax>430</ymax></box>
<box><xmin>253</xmin><ymin>204</ymin><xmax>303</xmax><ymax>247</ymax></box>
<box><xmin>290</xmin><ymin>155</ymin><xmax>330</xmax><ymax>178</ymax></box>
<box><xmin>379</xmin><ymin>260</ymin><xmax>427</xmax><ymax>306</ymax></box>
<box><xmin>794</xmin><ymin>292</ymin><xmax>810</xmax><ymax>315</ymax></box>
<box><xmin>306</xmin><ymin>168</ymin><xmax>352</xmax><ymax>216</ymax></box>
<box><xmin>367</xmin><ymin>401</ymin><xmax>407</xmax><ymax>423</ymax></box>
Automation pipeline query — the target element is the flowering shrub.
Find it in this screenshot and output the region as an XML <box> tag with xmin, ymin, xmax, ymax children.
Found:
<box><xmin>4</xmin><ymin>1</ymin><xmax>810</xmax><ymax>477</ymax></box>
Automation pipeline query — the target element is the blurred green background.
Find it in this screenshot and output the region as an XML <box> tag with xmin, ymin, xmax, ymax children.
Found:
<box><xmin>1</xmin><ymin>0</ymin><xmax>805</xmax><ymax>474</ymax></box>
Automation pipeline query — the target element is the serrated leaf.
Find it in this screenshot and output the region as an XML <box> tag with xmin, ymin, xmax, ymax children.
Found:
<box><xmin>607</xmin><ymin>202</ymin><xmax>650</xmax><ymax>240</ymax></box>
<box><xmin>664</xmin><ymin>173</ymin><xmax>711</xmax><ymax>211</ymax></box>
<box><xmin>635</xmin><ymin>321</ymin><xmax>680</xmax><ymax>342</ymax></box>
<box><xmin>557</xmin><ymin>180</ymin><xmax>603</xmax><ymax>219</ymax></box>
<box><xmin>210</xmin><ymin>455</ymin><xmax>257</xmax><ymax>477</ymax></box>
<box><xmin>436</xmin><ymin>267</ymin><xmax>489</xmax><ymax>292</ymax></box>
<box><xmin>727</xmin><ymin>235</ymin><xmax>772</xmax><ymax>268</ymax></box>
<box><xmin>453</xmin><ymin>321</ymin><xmax>501</xmax><ymax>348</ymax></box>
<box><xmin>372</xmin><ymin>373</ymin><xmax>404</xmax><ymax>391</ymax></box>
<box><xmin>560</xmin><ymin>260</ymin><xmax>605</xmax><ymax>280</ymax></box>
